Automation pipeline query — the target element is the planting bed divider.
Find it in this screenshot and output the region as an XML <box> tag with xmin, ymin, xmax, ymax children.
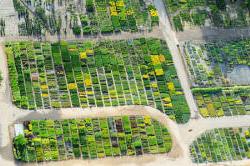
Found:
<box><xmin>5</xmin><ymin>38</ymin><xmax>190</xmax><ymax>123</ymax></box>
<box><xmin>192</xmin><ymin>86</ymin><xmax>250</xmax><ymax>117</ymax></box>
<box><xmin>13</xmin><ymin>115</ymin><xmax>172</xmax><ymax>162</ymax></box>
<box><xmin>190</xmin><ymin>127</ymin><xmax>250</xmax><ymax>163</ymax></box>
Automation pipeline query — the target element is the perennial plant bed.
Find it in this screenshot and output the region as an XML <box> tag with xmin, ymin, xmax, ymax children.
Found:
<box><xmin>13</xmin><ymin>115</ymin><xmax>172</xmax><ymax>162</ymax></box>
<box><xmin>5</xmin><ymin>38</ymin><xmax>190</xmax><ymax>123</ymax></box>
<box><xmin>192</xmin><ymin>86</ymin><xmax>250</xmax><ymax>117</ymax></box>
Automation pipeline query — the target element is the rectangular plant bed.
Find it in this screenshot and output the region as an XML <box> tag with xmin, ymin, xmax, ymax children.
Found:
<box><xmin>12</xmin><ymin>115</ymin><xmax>172</xmax><ymax>162</ymax></box>
<box><xmin>5</xmin><ymin>38</ymin><xmax>190</xmax><ymax>123</ymax></box>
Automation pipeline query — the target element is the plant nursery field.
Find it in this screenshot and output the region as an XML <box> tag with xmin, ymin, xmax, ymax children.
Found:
<box><xmin>190</xmin><ymin>127</ymin><xmax>250</xmax><ymax>163</ymax></box>
<box><xmin>13</xmin><ymin>0</ymin><xmax>159</xmax><ymax>36</ymax></box>
<box><xmin>13</xmin><ymin>115</ymin><xmax>172</xmax><ymax>162</ymax></box>
<box><xmin>163</xmin><ymin>0</ymin><xmax>250</xmax><ymax>31</ymax></box>
<box><xmin>5</xmin><ymin>38</ymin><xmax>190</xmax><ymax>123</ymax></box>
<box><xmin>184</xmin><ymin>40</ymin><xmax>250</xmax><ymax>87</ymax></box>
<box><xmin>192</xmin><ymin>86</ymin><xmax>250</xmax><ymax>117</ymax></box>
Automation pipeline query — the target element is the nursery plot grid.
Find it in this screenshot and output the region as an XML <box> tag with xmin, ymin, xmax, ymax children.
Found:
<box><xmin>13</xmin><ymin>115</ymin><xmax>172</xmax><ymax>162</ymax></box>
<box><xmin>192</xmin><ymin>86</ymin><xmax>250</xmax><ymax>118</ymax></box>
<box><xmin>5</xmin><ymin>38</ymin><xmax>190</xmax><ymax>123</ymax></box>
<box><xmin>190</xmin><ymin>127</ymin><xmax>250</xmax><ymax>163</ymax></box>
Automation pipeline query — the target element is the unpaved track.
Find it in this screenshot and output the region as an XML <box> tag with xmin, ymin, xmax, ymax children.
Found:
<box><xmin>153</xmin><ymin>0</ymin><xmax>198</xmax><ymax>118</ymax></box>
<box><xmin>176</xmin><ymin>27</ymin><xmax>250</xmax><ymax>42</ymax></box>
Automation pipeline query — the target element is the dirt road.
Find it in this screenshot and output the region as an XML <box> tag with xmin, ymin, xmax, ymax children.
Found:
<box><xmin>176</xmin><ymin>27</ymin><xmax>250</xmax><ymax>42</ymax></box>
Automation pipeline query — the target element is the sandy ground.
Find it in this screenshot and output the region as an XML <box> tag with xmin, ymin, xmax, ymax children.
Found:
<box><xmin>176</xmin><ymin>27</ymin><xmax>250</xmax><ymax>42</ymax></box>
<box><xmin>0</xmin><ymin>43</ymin><xmax>19</xmax><ymax>166</ymax></box>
